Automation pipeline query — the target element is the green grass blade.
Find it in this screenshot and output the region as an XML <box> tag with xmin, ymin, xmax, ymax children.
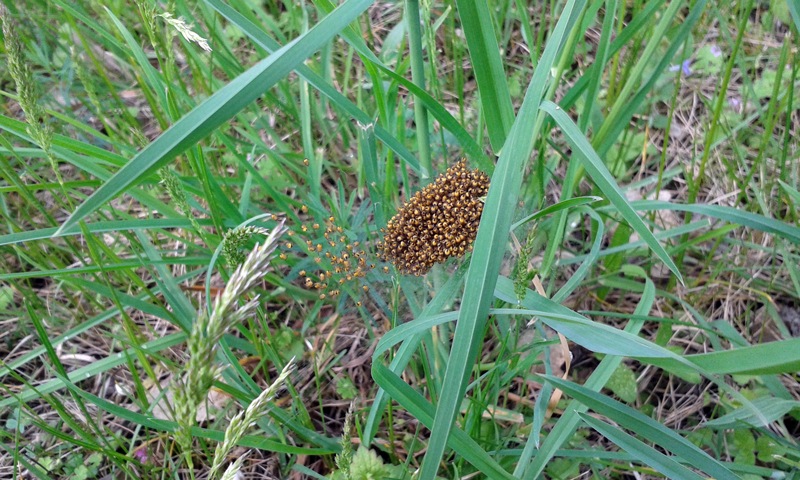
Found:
<box><xmin>313</xmin><ymin>0</ymin><xmax>493</xmax><ymax>172</ymax></box>
<box><xmin>541</xmin><ymin>101</ymin><xmax>683</xmax><ymax>283</ymax></box>
<box><xmin>203</xmin><ymin>0</ymin><xmax>421</xmax><ymax>174</ymax></box>
<box><xmin>0</xmin><ymin>116</ymin><xmax>182</xmax><ymax>219</ymax></box>
<box><xmin>358</xmin><ymin>122</ymin><xmax>387</xmax><ymax>228</ymax></box>
<box><xmin>577</xmin><ymin>413</ymin><xmax>706</xmax><ymax>480</ymax></box>
<box><xmin>495</xmin><ymin>278</ymin><xmax>668</xmax><ymax>358</ymax></box>
<box><xmin>454</xmin><ymin>0</ymin><xmax>515</xmax><ymax>151</ymax></box>
<box><xmin>523</xmin><ymin>278</ymin><xmax>654</xmax><ymax>478</ymax></box>
<box><xmin>54</xmin><ymin>372</ymin><xmax>331</xmax><ymax>455</ymax></box>
<box><xmin>616</xmin><ymin>200</ymin><xmax>800</xmax><ymax>245</ymax></box>
<box><xmin>594</xmin><ymin>0</ymin><xmax>709</xmax><ymax>158</ymax></box>
<box><xmin>364</xmin><ymin>266</ymin><xmax>467</xmax><ymax>446</ymax></box>
<box><xmin>104</xmin><ymin>7</ymin><xmax>169</xmax><ymax>111</ymax></box>
<box><xmin>558</xmin><ymin>220</ymin><xmax>711</xmax><ymax>267</ymax></box>
<box><xmin>544</xmin><ymin>376</ymin><xmax>738</xmax><ymax>480</ymax></box>
<box><xmin>405</xmin><ymin>0</ymin><xmax>433</xmax><ymax>182</ymax></box>
<box><xmin>418</xmin><ymin>2</ymin><xmax>586</xmax><ymax>476</ymax></box>
<box><xmin>55</xmin><ymin>0</ymin><xmax>375</xmax><ymax>234</ymax></box>
<box><xmin>645</xmin><ymin>338</ymin><xmax>800</xmax><ymax>376</ymax></box>
<box><xmin>592</xmin><ymin>0</ymin><xmax>684</xmax><ymax>143</ymax></box>
<box><xmin>133</xmin><ymin>230</ymin><xmax>194</xmax><ymax>331</ymax></box>
<box><xmin>552</xmin><ymin>207</ymin><xmax>604</xmax><ymax>303</ymax></box>
<box><xmin>371</xmin><ymin>362</ymin><xmax>517</xmax><ymax>480</ymax></box>
<box><xmin>0</xmin><ymin>333</ymin><xmax>186</xmax><ymax>409</ymax></box>
<box><xmin>789</xmin><ymin>0</ymin><xmax>800</xmax><ymax>34</ymax></box>
<box><xmin>704</xmin><ymin>397</ymin><xmax>800</xmax><ymax>429</ymax></box>
<box><xmin>510</xmin><ymin>196</ymin><xmax>603</xmax><ymax>231</ymax></box>
<box><xmin>0</xmin><ymin>218</ymin><xmax>216</xmax><ymax>246</ymax></box>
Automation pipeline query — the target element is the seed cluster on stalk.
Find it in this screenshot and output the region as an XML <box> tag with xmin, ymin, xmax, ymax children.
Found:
<box><xmin>378</xmin><ymin>159</ymin><xmax>490</xmax><ymax>275</ymax></box>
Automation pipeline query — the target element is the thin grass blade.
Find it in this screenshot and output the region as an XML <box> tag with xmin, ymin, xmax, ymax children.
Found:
<box><xmin>543</xmin><ymin>376</ymin><xmax>738</xmax><ymax>480</ymax></box>
<box><xmin>541</xmin><ymin>101</ymin><xmax>682</xmax><ymax>282</ymax></box>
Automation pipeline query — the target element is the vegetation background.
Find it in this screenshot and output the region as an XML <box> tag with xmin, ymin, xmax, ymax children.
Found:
<box><xmin>0</xmin><ymin>0</ymin><xmax>799</xmax><ymax>479</ymax></box>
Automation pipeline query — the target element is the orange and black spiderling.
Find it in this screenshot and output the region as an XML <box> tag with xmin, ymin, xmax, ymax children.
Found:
<box><xmin>291</xmin><ymin>206</ymin><xmax>376</xmax><ymax>307</ymax></box>
<box><xmin>378</xmin><ymin>159</ymin><xmax>489</xmax><ymax>276</ymax></box>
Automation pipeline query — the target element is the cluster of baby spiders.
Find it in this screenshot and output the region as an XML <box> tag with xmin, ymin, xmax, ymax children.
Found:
<box><xmin>279</xmin><ymin>207</ymin><xmax>375</xmax><ymax>307</ymax></box>
<box><xmin>377</xmin><ymin>159</ymin><xmax>489</xmax><ymax>275</ymax></box>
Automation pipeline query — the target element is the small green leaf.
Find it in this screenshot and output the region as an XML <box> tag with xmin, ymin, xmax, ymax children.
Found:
<box><xmin>336</xmin><ymin>376</ymin><xmax>358</xmax><ymax>400</ymax></box>
<box><xmin>350</xmin><ymin>446</ymin><xmax>389</xmax><ymax>480</ymax></box>
<box><xmin>87</xmin><ymin>453</ymin><xmax>103</xmax><ymax>467</ymax></box>
<box><xmin>756</xmin><ymin>434</ymin><xmax>787</xmax><ymax>463</ymax></box>
<box><xmin>731</xmin><ymin>429</ymin><xmax>756</xmax><ymax>466</ymax></box>
<box><xmin>605</xmin><ymin>363</ymin><xmax>638</xmax><ymax>403</ymax></box>
<box><xmin>71</xmin><ymin>465</ymin><xmax>90</xmax><ymax>480</ymax></box>
<box><xmin>771</xmin><ymin>0</ymin><xmax>792</xmax><ymax>25</ymax></box>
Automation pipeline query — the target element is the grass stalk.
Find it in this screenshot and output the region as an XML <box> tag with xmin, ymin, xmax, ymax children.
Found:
<box><xmin>406</xmin><ymin>0</ymin><xmax>433</xmax><ymax>184</ymax></box>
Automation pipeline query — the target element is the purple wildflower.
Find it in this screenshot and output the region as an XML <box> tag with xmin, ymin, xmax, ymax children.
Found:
<box><xmin>669</xmin><ymin>59</ymin><xmax>692</xmax><ymax>76</ymax></box>
<box><xmin>133</xmin><ymin>447</ymin><xmax>148</xmax><ymax>464</ymax></box>
<box><xmin>728</xmin><ymin>97</ymin><xmax>742</xmax><ymax>112</ymax></box>
<box><xmin>710</xmin><ymin>45</ymin><xmax>722</xmax><ymax>57</ymax></box>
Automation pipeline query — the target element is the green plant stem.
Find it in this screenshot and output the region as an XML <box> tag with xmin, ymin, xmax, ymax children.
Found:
<box><xmin>406</xmin><ymin>0</ymin><xmax>433</xmax><ymax>185</ymax></box>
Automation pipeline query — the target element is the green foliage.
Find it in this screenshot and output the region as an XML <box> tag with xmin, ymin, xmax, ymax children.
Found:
<box><xmin>605</xmin><ymin>362</ymin><xmax>638</xmax><ymax>404</ymax></box>
<box><xmin>331</xmin><ymin>446</ymin><xmax>413</xmax><ymax>480</ymax></box>
<box><xmin>1</xmin><ymin>0</ymin><xmax>799</xmax><ymax>479</ymax></box>
<box><xmin>336</xmin><ymin>376</ymin><xmax>358</xmax><ymax>399</ymax></box>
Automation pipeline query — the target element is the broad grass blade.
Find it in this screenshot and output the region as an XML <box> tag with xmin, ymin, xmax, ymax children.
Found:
<box><xmin>523</xmin><ymin>279</ymin><xmax>654</xmax><ymax>479</ymax></box>
<box><xmin>417</xmin><ymin>2</ymin><xmax>587</xmax><ymax>476</ymax></box>
<box><xmin>372</xmin><ymin>362</ymin><xmax>517</xmax><ymax>480</ymax></box>
<box><xmin>203</xmin><ymin>0</ymin><xmax>422</xmax><ymax>174</ymax></box>
<box><xmin>578</xmin><ymin>413</ymin><xmax>706</xmax><ymax>480</ymax></box>
<box><xmin>454</xmin><ymin>0</ymin><xmax>515</xmax><ymax>151</ymax></box>
<box><xmin>56</xmin><ymin>0</ymin><xmax>375</xmax><ymax>234</ymax></box>
<box><xmin>704</xmin><ymin>396</ymin><xmax>800</xmax><ymax>429</ymax></box>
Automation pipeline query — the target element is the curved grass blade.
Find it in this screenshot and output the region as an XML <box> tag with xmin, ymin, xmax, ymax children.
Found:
<box><xmin>522</xmin><ymin>278</ymin><xmax>655</xmax><ymax>478</ymax></box>
<box><xmin>418</xmin><ymin>2</ymin><xmax>587</xmax><ymax>475</ymax></box>
<box><xmin>558</xmin><ymin>220</ymin><xmax>711</xmax><ymax>267</ymax></box>
<box><xmin>55</xmin><ymin>373</ymin><xmax>331</xmax><ymax>455</ymax></box>
<box><xmin>314</xmin><ymin>0</ymin><xmax>493</xmax><ymax>173</ymax></box>
<box><xmin>551</xmin><ymin>207</ymin><xmax>604</xmax><ymax>303</ymax></box>
<box><xmin>0</xmin><ymin>333</ymin><xmax>186</xmax><ymax>409</ymax></box>
<box><xmin>544</xmin><ymin>376</ymin><xmax>738</xmax><ymax>480</ymax></box>
<box><xmin>594</xmin><ymin>0</ymin><xmax>708</xmax><ymax>158</ymax></box>
<box><xmin>364</xmin><ymin>266</ymin><xmax>467</xmax><ymax>446</ymax></box>
<box><xmin>613</xmin><ymin>200</ymin><xmax>800</xmax><ymax>245</ymax></box>
<box><xmin>0</xmin><ymin>219</ymin><xmax>214</xmax><ymax>247</ymax></box>
<box><xmin>704</xmin><ymin>396</ymin><xmax>800</xmax><ymax>429</ymax></box>
<box><xmin>645</xmin><ymin>337</ymin><xmax>800</xmax><ymax>377</ymax></box>
<box><xmin>0</xmin><ymin>116</ymin><xmax>181</xmax><ymax>219</ymax></box>
<box><xmin>510</xmin><ymin>196</ymin><xmax>603</xmax><ymax>231</ymax></box>
<box><xmin>55</xmin><ymin>0</ymin><xmax>375</xmax><ymax>235</ymax></box>
<box><xmin>577</xmin><ymin>413</ymin><xmax>705</xmax><ymax>480</ymax></box>
<box><xmin>541</xmin><ymin>101</ymin><xmax>682</xmax><ymax>283</ymax></box>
